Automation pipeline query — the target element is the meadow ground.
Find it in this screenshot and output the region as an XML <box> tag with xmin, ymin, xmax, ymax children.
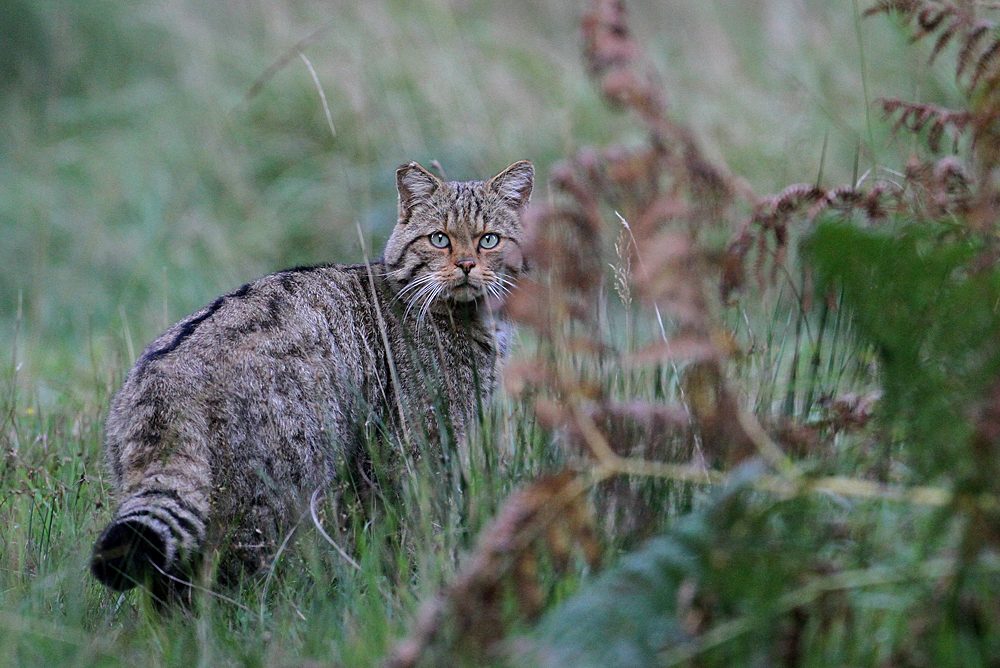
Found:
<box><xmin>2</xmin><ymin>0</ymin><xmax>998</xmax><ymax>666</ymax></box>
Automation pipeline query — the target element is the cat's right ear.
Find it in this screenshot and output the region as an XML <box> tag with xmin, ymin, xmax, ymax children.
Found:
<box><xmin>487</xmin><ymin>160</ymin><xmax>534</xmax><ymax>210</ymax></box>
<box><xmin>396</xmin><ymin>162</ymin><xmax>441</xmax><ymax>224</ymax></box>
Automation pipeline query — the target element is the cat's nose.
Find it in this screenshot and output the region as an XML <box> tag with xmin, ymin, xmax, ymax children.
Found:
<box><xmin>456</xmin><ymin>258</ymin><xmax>476</xmax><ymax>274</ymax></box>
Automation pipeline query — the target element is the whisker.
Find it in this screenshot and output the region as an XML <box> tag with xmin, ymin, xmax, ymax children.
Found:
<box><xmin>403</xmin><ymin>287</ymin><xmax>429</xmax><ymax>322</ymax></box>
<box><xmin>492</xmin><ymin>281</ymin><xmax>513</xmax><ymax>301</ymax></box>
<box><xmin>416</xmin><ymin>286</ymin><xmax>434</xmax><ymax>325</ymax></box>
<box><xmin>418</xmin><ymin>284</ymin><xmax>444</xmax><ymax>325</ymax></box>
<box><xmin>392</xmin><ymin>274</ymin><xmax>436</xmax><ymax>307</ymax></box>
<box><xmin>393</xmin><ymin>280</ymin><xmax>432</xmax><ymax>305</ymax></box>
<box><xmin>482</xmin><ymin>273</ymin><xmax>515</xmax><ymax>301</ymax></box>
<box><xmin>403</xmin><ymin>279</ymin><xmax>441</xmax><ymax>322</ymax></box>
<box><xmin>494</xmin><ymin>273</ymin><xmax>517</xmax><ymax>290</ymax></box>
<box><xmin>397</xmin><ymin>272</ymin><xmax>436</xmax><ymax>292</ymax></box>
<box><xmin>489</xmin><ymin>280</ymin><xmax>512</xmax><ymax>297</ymax></box>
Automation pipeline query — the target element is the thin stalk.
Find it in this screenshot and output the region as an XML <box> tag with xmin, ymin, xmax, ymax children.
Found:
<box><xmin>853</xmin><ymin>0</ymin><xmax>877</xmax><ymax>165</ymax></box>
<box><xmin>803</xmin><ymin>298</ymin><xmax>830</xmax><ymax>418</ymax></box>
<box><xmin>782</xmin><ymin>301</ymin><xmax>803</xmax><ymax>418</ymax></box>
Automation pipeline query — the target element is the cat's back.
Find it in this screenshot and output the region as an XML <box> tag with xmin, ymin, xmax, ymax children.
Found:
<box><xmin>119</xmin><ymin>263</ymin><xmax>378</xmax><ymax>386</ymax></box>
<box><xmin>104</xmin><ymin>263</ymin><xmax>388</xmax><ymax>473</ymax></box>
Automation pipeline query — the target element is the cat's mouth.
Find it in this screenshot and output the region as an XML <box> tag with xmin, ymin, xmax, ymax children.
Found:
<box><xmin>447</xmin><ymin>277</ymin><xmax>483</xmax><ymax>302</ymax></box>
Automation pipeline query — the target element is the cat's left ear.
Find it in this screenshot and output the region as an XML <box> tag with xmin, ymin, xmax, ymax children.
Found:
<box><xmin>488</xmin><ymin>160</ymin><xmax>534</xmax><ymax>210</ymax></box>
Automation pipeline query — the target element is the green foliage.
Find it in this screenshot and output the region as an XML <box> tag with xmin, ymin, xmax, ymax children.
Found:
<box><xmin>524</xmin><ymin>472</ymin><xmax>940</xmax><ymax>668</ymax></box>
<box><xmin>808</xmin><ymin>221</ymin><xmax>1000</xmax><ymax>482</ymax></box>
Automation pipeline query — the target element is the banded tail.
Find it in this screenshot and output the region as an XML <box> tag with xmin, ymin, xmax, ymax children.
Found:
<box><xmin>91</xmin><ymin>488</ymin><xmax>208</xmax><ymax>591</ymax></box>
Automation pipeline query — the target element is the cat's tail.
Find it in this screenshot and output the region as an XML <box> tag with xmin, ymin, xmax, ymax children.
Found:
<box><xmin>91</xmin><ymin>486</ymin><xmax>209</xmax><ymax>591</ymax></box>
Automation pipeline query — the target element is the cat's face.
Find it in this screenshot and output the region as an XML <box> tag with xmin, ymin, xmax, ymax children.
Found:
<box><xmin>384</xmin><ymin>160</ymin><xmax>534</xmax><ymax>318</ymax></box>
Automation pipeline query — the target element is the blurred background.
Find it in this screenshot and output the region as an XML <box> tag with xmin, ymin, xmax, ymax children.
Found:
<box><xmin>0</xmin><ymin>0</ymin><xmax>954</xmax><ymax>394</ymax></box>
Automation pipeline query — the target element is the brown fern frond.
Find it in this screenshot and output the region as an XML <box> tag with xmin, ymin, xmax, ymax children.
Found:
<box><xmin>928</xmin><ymin>118</ymin><xmax>947</xmax><ymax>150</ymax></box>
<box><xmin>812</xmin><ymin>183</ymin><xmax>896</xmax><ymax>221</ymax></box>
<box><xmin>864</xmin><ymin>0</ymin><xmax>973</xmax><ymax>41</ymax></box>
<box><xmin>932</xmin><ymin>155</ymin><xmax>970</xmax><ymax>183</ymax></box>
<box><xmin>869</xmin><ymin>4</ymin><xmax>1000</xmax><ymax>169</ymax></box>
<box><xmin>772</xmin><ymin>184</ymin><xmax>827</xmax><ymax>217</ymax></box>
<box><xmin>508</xmin><ymin>203</ymin><xmax>604</xmax><ymax>331</ymax></box>
<box><xmin>582</xmin><ymin>0</ymin><xmax>737</xmax><ymax>210</ymax></box>
<box><xmin>754</xmin><ymin>184</ymin><xmax>826</xmax><ymax>231</ymax></box>
<box><xmin>601</xmin><ymin>145</ymin><xmax>662</xmax><ymax>208</ymax></box>
<box><xmin>904</xmin><ymin>155</ymin><xmax>975</xmax><ymax>216</ymax></box>
<box><xmin>582</xmin><ymin>0</ymin><xmax>666</xmax><ymax>124</ymax></box>
<box><xmin>722</xmin><ymin>185</ymin><xmax>823</xmax><ymax>296</ymax></box>
<box><xmin>879</xmin><ymin>99</ymin><xmax>972</xmax><ymax>151</ymax></box>
<box><xmin>956</xmin><ymin>22</ymin><xmax>992</xmax><ymax>77</ymax></box>
<box><xmin>863</xmin><ymin>0</ymin><xmax>921</xmax><ymax>19</ymax></box>
<box><xmin>810</xmin><ymin>185</ymin><xmax>863</xmax><ymax>213</ymax></box>
<box><xmin>864</xmin><ymin>1</ymin><xmax>1000</xmax><ymax>91</ymax></box>
<box><xmin>929</xmin><ymin>18</ymin><xmax>963</xmax><ymax>62</ymax></box>
<box><xmin>932</xmin><ymin>156</ymin><xmax>973</xmax><ymax>210</ymax></box>
<box><xmin>912</xmin><ymin>4</ymin><xmax>959</xmax><ymax>43</ymax></box>
<box><xmin>720</xmin><ymin>228</ymin><xmax>755</xmax><ymax>304</ymax></box>
<box><xmin>863</xmin><ymin>184</ymin><xmax>894</xmax><ymax>220</ymax></box>
<box><xmin>722</xmin><ymin>180</ymin><xmax>898</xmax><ymax>300</ymax></box>
<box><xmin>815</xmin><ymin>185</ymin><xmax>886</xmax><ymax>219</ymax></box>
<box><xmin>969</xmin><ymin>35</ymin><xmax>1000</xmax><ymax>92</ymax></box>
<box><xmin>508</xmin><ymin>0</ymin><xmax>746</xmax><ymax>341</ymax></box>
<box><xmin>632</xmin><ymin>231</ymin><xmax>713</xmax><ymax>330</ymax></box>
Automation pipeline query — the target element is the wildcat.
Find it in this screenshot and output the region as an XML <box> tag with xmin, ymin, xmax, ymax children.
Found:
<box><xmin>90</xmin><ymin>160</ymin><xmax>534</xmax><ymax>595</ymax></box>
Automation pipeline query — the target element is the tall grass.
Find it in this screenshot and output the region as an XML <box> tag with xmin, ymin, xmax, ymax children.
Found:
<box><xmin>0</xmin><ymin>0</ymin><xmax>987</xmax><ymax>666</ymax></box>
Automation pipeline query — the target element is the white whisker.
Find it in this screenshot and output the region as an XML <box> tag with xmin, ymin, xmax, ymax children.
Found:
<box><xmin>392</xmin><ymin>274</ymin><xmax>437</xmax><ymax>307</ymax></box>
<box><xmin>393</xmin><ymin>276</ymin><xmax>433</xmax><ymax>301</ymax></box>
<box><xmin>403</xmin><ymin>279</ymin><xmax>442</xmax><ymax>322</ymax></box>
<box><xmin>483</xmin><ymin>273</ymin><xmax>515</xmax><ymax>301</ymax></box>
<box><xmin>489</xmin><ymin>280</ymin><xmax>512</xmax><ymax>297</ymax></box>
<box><xmin>418</xmin><ymin>284</ymin><xmax>444</xmax><ymax>325</ymax></box>
<box><xmin>494</xmin><ymin>273</ymin><xmax>517</xmax><ymax>290</ymax></box>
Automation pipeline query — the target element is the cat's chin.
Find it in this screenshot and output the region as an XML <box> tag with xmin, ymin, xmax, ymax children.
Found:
<box><xmin>447</xmin><ymin>284</ymin><xmax>482</xmax><ymax>302</ymax></box>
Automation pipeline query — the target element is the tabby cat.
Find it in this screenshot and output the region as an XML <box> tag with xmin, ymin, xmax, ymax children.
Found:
<box><xmin>90</xmin><ymin>160</ymin><xmax>534</xmax><ymax>595</ymax></box>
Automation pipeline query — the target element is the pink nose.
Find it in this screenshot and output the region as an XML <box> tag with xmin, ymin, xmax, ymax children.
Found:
<box><xmin>456</xmin><ymin>259</ymin><xmax>476</xmax><ymax>274</ymax></box>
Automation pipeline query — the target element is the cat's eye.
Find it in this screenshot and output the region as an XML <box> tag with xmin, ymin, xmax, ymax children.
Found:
<box><xmin>479</xmin><ymin>233</ymin><xmax>500</xmax><ymax>250</ymax></box>
<box><xmin>428</xmin><ymin>232</ymin><xmax>450</xmax><ymax>248</ymax></box>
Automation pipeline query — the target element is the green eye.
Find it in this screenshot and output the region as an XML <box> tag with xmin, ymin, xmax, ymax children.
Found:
<box><xmin>479</xmin><ymin>233</ymin><xmax>500</xmax><ymax>249</ymax></box>
<box><xmin>429</xmin><ymin>232</ymin><xmax>450</xmax><ymax>248</ymax></box>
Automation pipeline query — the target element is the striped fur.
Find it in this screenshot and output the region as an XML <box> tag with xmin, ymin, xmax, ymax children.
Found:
<box><xmin>91</xmin><ymin>161</ymin><xmax>533</xmax><ymax>594</ymax></box>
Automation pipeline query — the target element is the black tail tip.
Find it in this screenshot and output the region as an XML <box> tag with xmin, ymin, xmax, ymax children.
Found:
<box><xmin>91</xmin><ymin>519</ymin><xmax>169</xmax><ymax>591</ymax></box>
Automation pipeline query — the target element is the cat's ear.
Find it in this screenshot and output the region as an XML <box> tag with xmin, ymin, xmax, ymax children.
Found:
<box><xmin>396</xmin><ymin>162</ymin><xmax>441</xmax><ymax>224</ymax></box>
<box><xmin>487</xmin><ymin>160</ymin><xmax>534</xmax><ymax>210</ymax></box>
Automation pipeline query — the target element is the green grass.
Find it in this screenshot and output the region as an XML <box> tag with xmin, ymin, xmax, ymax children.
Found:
<box><xmin>0</xmin><ymin>0</ymin><xmax>988</xmax><ymax>666</ymax></box>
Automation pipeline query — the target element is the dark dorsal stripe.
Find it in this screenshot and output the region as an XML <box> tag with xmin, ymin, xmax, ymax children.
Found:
<box><xmin>141</xmin><ymin>282</ymin><xmax>253</xmax><ymax>369</ymax></box>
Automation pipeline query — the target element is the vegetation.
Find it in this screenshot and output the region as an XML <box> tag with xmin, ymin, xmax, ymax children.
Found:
<box><xmin>3</xmin><ymin>0</ymin><xmax>1000</xmax><ymax>666</ymax></box>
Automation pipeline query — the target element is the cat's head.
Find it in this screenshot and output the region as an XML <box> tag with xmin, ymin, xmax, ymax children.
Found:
<box><xmin>384</xmin><ymin>160</ymin><xmax>534</xmax><ymax>317</ymax></box>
